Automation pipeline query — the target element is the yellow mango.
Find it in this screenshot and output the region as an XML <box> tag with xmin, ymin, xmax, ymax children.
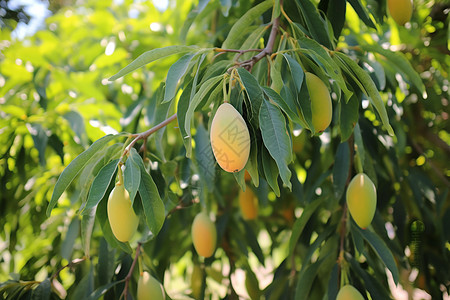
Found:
<box><xmin>336</xmin><ymin>285</ymin><xmax>365</xmax><ymax>300</ymax></box>
<box><xmin>137</xmin><ymin>271</ymin><xmax>165</xmax><ymax>300</ymax></box>
<box><xmin>107</xmin><ymin>183</ymin><xmax>139</xmax><ymax>242</ymax></box>
<box><xmin>346</xmin><ymin>173</ymin><xmax>377</xmax><ymax>229</ymax></box>
<box><xmin>305</xmin><ymin>72</ymin><xmax>332</xmax><ymax>133</ymax></box>
<box><xmin>388</xmin><ymin>0</ymin><xmax>413</xmax><ymax>26</ymax></box>
<box><xmin>191</xmin><ymin>212</ymin><xmax>217</xmax><ymax>258</ymax></box>
<box><xmin>210</xmin><ymin>103</ymin><xmax>250</xmax><ymax>172</ymax></box>
<box><xmin>239</xmin><ymin>185</ymin><xmax>258</xmax><ymax>220</ymax></box>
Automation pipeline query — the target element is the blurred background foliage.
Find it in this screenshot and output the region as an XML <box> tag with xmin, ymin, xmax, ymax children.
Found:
<box><xmin>0</xmin><ymin>0</ymin><xmax>449</xmax><ymax>299</ymax></box>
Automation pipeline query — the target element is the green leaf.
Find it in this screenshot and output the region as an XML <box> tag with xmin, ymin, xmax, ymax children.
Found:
<box><xmin>31</xmin><ymin>278</ymin><xmax>51</xmax><ymax>300</ymax></box>
<box><xmin>81</xmin><ymin>207</ymin><xmax>96</xmax><ymax>258</ymax></box>
<box><xmin>63</xmin><ymin>111</ymin><xmax>88</xmax><ymax>147</ymax></box>
<box><xmin>261</xmin><ymin>146</ymin><xmax>280</xmax><ymax>197</ymax></box>
<box><xmin>361</xmin><ymin>44</ymin><xmax>426</xmax><ymax>96</ymax></box>
<box><xmin>125</xmin><ymin>149</ymin><xmax>141</xmax><ymax>204</ymax></box>
<box><xmin>347</xmin><ymin>0</ymin><xmax>376</xmax><ymax>29</ymax></box>
<box><xmin>262</xmin><ymin>86</ymin><xmax>304</xmax><ymax>126</ymax></box>
<box><xmin>163</xmin><ymin>53</ymin><xmax>197</xmax><ymax>103</ymax></box>
<box><xmin>71</xmin><ymin>265</ymin><xmax>94</xmax><ymax>299</ymax></box>
<box><xmin>194</xmin><ymin>123</ymin><xmax>215</xmax><ymax>191</ymax></box>
<box><xmin>82</xmin><ymin>159</ymin><xmax>120</xmax><ymax>213</ymax></box>
<box><xmin>295</xmin><ymin>0</ymin><xmax>332</xmax><ymax>49</ymax></box>
<box><xmin>47</xmin><ymin>134</ymin><xmax>122</xmax><ymax>216</ymax></box>
<box><xmin>243</xmin><ymin>221</ymin><xmax>265</xmax><ymax>266</ymax></box>
<box><xmin>135</xmin><ymin>156</ymin><xmax>165</xmax><ymax>235</ymax></box>
<box><xmin>294</xmin><ymin>255</ymin><xmax>330</xmax><ymax>300</ymax></box>
<box><xmin>177</xmin><ymin>80</ymin><xmax>193</xmax><ymax>157</ymax></box>
<box><xmin>259</xmin><ymin>99</ymin><xmax>292</xmax><ymax>190</ymax></box>
<box><xmin>289</xmin><ymin>198</ymin><xmax>324</xmax><ymax>256</ymax></box>
<box><xmin>28</xmin><ymin>123</ymin><xmax>48</xmax><ymax>166</ymax></box>
<box><xmin>356</xmin><ymin>224</ymin><xmax>400</xmax><ymax>284</ymax></box>
<box><xmin>109</xmin><ymin>45</ymin><xmax>199</xmax><ymax>81</ymax></box>
<box><xmin>282</xmin><ymin>54</ymin><xmax>304</xmax><ymax>93</ymax></box>
<box><xmin>353</xmin><ymin>123</ymin><xmax>365</xmax><ymax>169</ymax></box>
<box><xmin>326</xmin><ymin>0</ymin><xmax>346</xmax><ymax>39</ymax></box>
<box><xmin>332</xmin><ymin>142</ymin><xmax>350</xmax><ymax>200</ymax></box>
<box><xmin>97</xmin><ymin>238</ymin><xmax>115</xmax><ymax>287</ymax></box>
<box><xmin>86</xmin><ymin>281</ymin><xmax>123</xmax><ymax>300</ymax></box>
<box><xmin>184</xmin><ymin>75</ymin><xmax>223</xmax><ymax>153</ymax></box>
<box><xmin>222</xmin><ymin>0</ymin><xmax>273</xmax><ymax>49</ymax></box>
<box><xmin>237</xmin><ymin>68</ymin><xmax>264</xmax><ymax>128</ymax></box>
<box><xmin>61</xmin><ymin>217</ymin><xmax>80</xmax><ymax>261</ymax></box>
<box><xmin>334</xmin><ymin>52</ymin><xmax>394</xmax><ymax>136</ymax></box>
<box><xmin>338</xmin><ymin>91</ymin><xmax>359</xmax><ymax>141</ymax></box>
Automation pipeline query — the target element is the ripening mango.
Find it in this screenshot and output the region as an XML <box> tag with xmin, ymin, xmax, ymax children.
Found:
<box><xmin>305</xmin><ymin>72</ymin><xmax>332</xmax><ymax>133</ymax></box>
<box><xmin>210</xmin><ymin>103</ymin><xmax>250</xmax><ymax>173</ymax></box>
<box><xmin>137</xmin><ymin>271</ymin><xmax>165</xmax><ymax>300</ymax></box>
<box><xmin>239</xmin><ymin>185</ymin><xmax>258</xmax><ymax>220</ymax></box>
<box><xmin>107</xmin><ymin>183</ymin><xmax>139</xmax><ymax>242</ymax></box>
<box><xmin>346</xmin><ymin>173</ymin><xmax>377</xmax><ymax>229</ymax></box>
<box><xmin>191</xmin><ymin>212</ymin><xmax>217</xmax><ymax>257</ymax></box>
<box><xmin>388</xmin><ymin>0</ymin><xmax>413</xmax><ymax>26</ymax></box>
<box><xmin>336</xmin><ymin>285</ymin><xmax>365</xmax><ymax>300</ymax></box>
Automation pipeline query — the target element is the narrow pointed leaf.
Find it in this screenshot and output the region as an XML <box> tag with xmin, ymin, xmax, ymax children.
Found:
<box><xmin>124</xmin><ymin>149</ymin><xmax>141</xmax><ymax>204</ymax></box>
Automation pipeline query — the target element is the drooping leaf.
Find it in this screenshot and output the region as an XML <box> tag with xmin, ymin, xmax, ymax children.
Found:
<box><xmin>86</xmin><ymin>281</ymin><xmax>123</xmax><ymax>300</ymax></box>
<box><xmin>163</xmin><ymin>53</ymin><xmax>197</xmax><ymax>103</ymax></box>
<box><xmin>237</xmin><ymin>68</ymin><xmax>263</xmax><ymax>128</ymax></box>
<box><xmin>334</xmin><ymin>52</ymin><xmax>394</xmax><ymax>136</ymax></box>
<box><xmin>222</xmin><ymin>0</ymin><xmax>273</xmax><ymax>49</ymax></box>
<box><xmin>259</xmin><ymin>99</ymin><xmax>292</xmax><ymax>189</ymax></box>
<box><xmin>295</xmin><ymin>0</ymin><xmax>332</xmax><ymax>49</ymax></box>
<box><xmin>31</xmin><ymin>278</ymin><xmax>51</xmax><ymax>300</ymax></box>
<box><xmin>294</xmin><ymin>255</ymin><xmax>330</xmax><ymax>300</ymax></box>
<box><xmin>194</xmin><ymin>123</ymin><xmax>215</xmax><ymax>192</ymax></box>
<box><xmin>109</xmin><ymin>45</ymin><xmax>199</xmax><ymax>81</ymax></box>
<box><xmin>261</xmin><ymin>146</ymin><xmax>280</xmax><ymax>197</ymax></box>
<box><xmin>339</xmin><ymin>91</ymin><xmax>359</xmax><ymax>141</ymax></box>
<box><xmin>82</xmin><ymin>159</ymin><xmax>120</xmax><ymax>213</ymax></box>
<box><xmin>332</xmin><ymin>142</ymin><xmax>350</xmax><ymax>200</ymax></box>
<box><xmin>347</xmin><ymin>0</ymin><xmax>376</xmax><ymax>29</ymax></box>
<box><xmin>28</xmin><ymin>123</ymin><xmax>48</xmax><ymax>166</ymax></box>
<box><xmin>47</xmin><ymin>134</ymin><xmax>123</xmax><ymax>216</ymax></box>
<box><xmin>262</xmin><ymin>86</ymin><xmax>304</xmax><ymax>126</ymax></box>
<box><xmin>61</xmin><ymin>217</ymin><xmax>80</xmax><ymax>261</ymax></box>
<box><xmin>353</xmin><ymin>123</ymin><xmax>365</xmax><ymax>169</ymax></box>
<box><xmin>81</xmin><ymin>207</ymin><xmax>97</xmax><ymax>258</ymax></box>
<box><xmin>124</xmin><ymin>149</ymin><xmax>141</xmax><ymax>204</ymax></box>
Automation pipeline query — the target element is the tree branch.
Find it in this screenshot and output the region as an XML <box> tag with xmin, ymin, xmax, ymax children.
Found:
<box><xmin>120</xmin><ymin>243</ymin><xmax>142</xmax><ymax>300</ymax></box>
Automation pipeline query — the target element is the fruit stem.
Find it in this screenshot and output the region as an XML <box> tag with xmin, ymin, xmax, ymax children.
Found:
<box><xmin>120</xmin><ymin>242</ymin><xmax>142</xmax><ymax>300</ymax></box>
<box><xmin>117</xmin><ymin>166</ymin><xmax>124</xmax><ymax>185</ymax></box>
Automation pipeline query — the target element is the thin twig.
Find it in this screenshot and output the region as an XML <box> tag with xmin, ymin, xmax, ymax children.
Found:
<box><xmin>120</xmin><ymin>243</ymin><xmax>142</xmax><ymax>300</ymax></box>
<box><xmin>122</xmin><ymin>113</ymin><xmax>178</xmax><ymax>159</ymax></box>
<box><xmin>50</xmin><ymin>257</ymin><xmax>86</xmax><ymax>282</ymax></box>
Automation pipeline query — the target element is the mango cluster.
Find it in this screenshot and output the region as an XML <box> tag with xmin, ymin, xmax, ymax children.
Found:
<box><xmin>191</xmin><ymin>212</ymin><xmax>217</xmax><ymax>258</ymax></box>
<box><xmin>137</xmin><ymin>271</ymin><xmax>165</xmax><ymax>300</ymax></box>
<box><xmin>336</xmin><ymin>285</ymin><xmax>365</xmax><ymax>300</ymax></box>
<box><xmin>210</xmin><ymin>103</ymin><xmax>250</xmax><ymax>173</ymax></box>
<box><xmin>107</xmin><ymin>182</ymin><xmax>139</xmax><ymax>242</ymax></box>
<box><xmin>346</xmin><ymin>173</ymin><xmax>377</xmax><ymax>229</ymax></box>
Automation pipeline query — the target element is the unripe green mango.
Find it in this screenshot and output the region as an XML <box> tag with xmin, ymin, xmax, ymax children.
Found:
<box><xmin>239</xmin><ymin>185</ymin><xmax>258</xmax><ymax>220</ymax></box>
<box><xmin>107</xmin><ymin>183</ymin><xmax>139</xmax><ymax>242</ymax></box>
<box><xmin>191</xmin><ymin>212</ymin><xmax>217</xmax><ymax>258</ymax></box>
<box><xmin>305</xmin><ymin>72</ymin><xmax>332</xmax><ymax>133</ymax></box>
<box><xmin>346</xmin><ymin>173</ymin><xmax>377</xmax><ymax>229</ymax></box>
<box><xmin>210</xmin><ymin>103</ymin><xmax>250</xmax><ymax>172</ymax></box>
<box><xmin>336</xmin><ymin>285</ymin><xmax>365</xmax><ymax>300</ymax></box>
<box><xmin>388</xmin><ymin>0</ymin><xmax>413</xmax><ymax>26</ymax></box>
<box><xmin>137</xmin><ymin>271</ymin><xmax>165</xmax><ymax>300</ymax></box>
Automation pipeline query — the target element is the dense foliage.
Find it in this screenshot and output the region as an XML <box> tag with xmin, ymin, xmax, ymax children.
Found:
<box><xmin>0</xmin><ymin>0</ymin><xmax>449</xmax><ymax>299</ymax></box>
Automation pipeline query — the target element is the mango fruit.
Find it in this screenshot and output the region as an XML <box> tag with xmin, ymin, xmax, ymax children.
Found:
<box><xmin>107</xmin><ymin>183</ymin><xmax>139</xmax><ymax>242</ymax></box>
<box><xmin>388</xmin><ymin>0</ymin><xmax>413</xmax><ymax>26</ymax></box>
<box><xmin>239</xmin><ymin>185</ymin><xmax>258</xmax><ymax>220</ymax></box>
<box><xmin>191</xmin><ymin>212</ymin><xmax>217</xmax><ymax>257</ymax></box>
<box><xmin>305</xmin><ymin>72</ymin><xmax>332</xmax><ymax>133</ymax></box>
<box><xmin>336</xmin><ymin>285</ymin><xmax>365</xmax><ymax>300</ymax></box>
<box><xmin>137</xmin><ymin>271</ymin><xmax>165</xmax><ymax>300</ymax></box>
<box><xmin>346</xmin><ymin>173</ymin><xmax>377</xmax><ymax>229</ymax></box>
<box><xmin>210</xmin><ymin>103</ymin><xmax>250</xmax><ymax>172</ymax></box>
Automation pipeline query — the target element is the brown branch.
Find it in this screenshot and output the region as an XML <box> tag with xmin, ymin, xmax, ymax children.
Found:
<box><xmin>122</xmin><ymin>113</ymin><xmax>177</xmax><ymax>159</ymax></box>
<box><xmin>120</xmin><ymin>243</ymin><xmax>142</xmax><ymax>300</ymax></box>
<box><xmin>50</xmin><ymin>257</ymin><xmax>86</xmax><ymax>282</ymax></box>
<box><xmin>238</xmin><ymin>16</ymin><xmax>281</xmax><ymax>71</ymax></box>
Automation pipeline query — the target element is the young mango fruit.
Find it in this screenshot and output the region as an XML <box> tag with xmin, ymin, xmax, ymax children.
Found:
<box><xmin>346</xmin><ymin>173</ymin><xmax>377</xmax><ymax>229</ymax></box>
<box><xmin>239</xmin><ymin>185</ymin><xmax>258</xmax><ymax>220</ymax></box>
<box><xmin>336</xmin><ymin>285</ymin><xmax>365</xmax><ymax>300</ymax></box>
<box><xmin>388</xmin><ymin>0</ymin><xmax>413</xmax><ymax>26</ymax></box>
<box><xmin>305</xmin><ymin>72</ymin><xmax>332</xmax><ymax>133</ymax></box>
<box><xmin>137</xmin><ymin>271</ymin><xmax>165</xmax><ymax>300</ymax></box>
<box><xmin>191</xmin><ymin>212</ymin><xmax>217</xmax><ymax>258</ymax></box>
<box><xmin>210</xmin><ymin>103</ymin><xmax>250</xmax><ymax>172</ymax></box>
<box><xmin>107</xmin><ymin>183</ymin><xmax>139</xmax><ymax>242</ymax></box>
